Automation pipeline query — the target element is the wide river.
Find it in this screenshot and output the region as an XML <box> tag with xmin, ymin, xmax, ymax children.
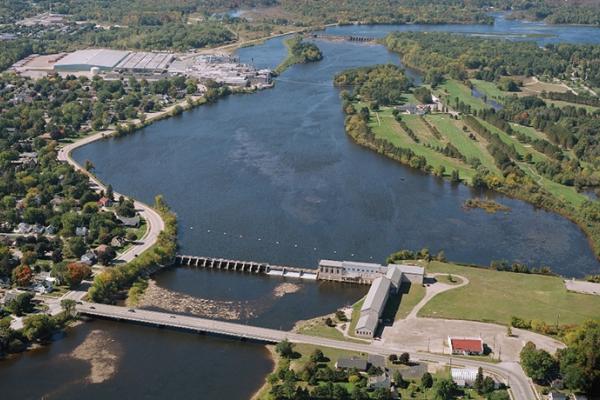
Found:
<box><xmin>2</xmin><ymin>14</ymin><xmax>600</xmax><ymax>400</ymax></box>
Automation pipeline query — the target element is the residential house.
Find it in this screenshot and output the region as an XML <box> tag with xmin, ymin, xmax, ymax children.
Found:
<box><xmin>75</xmin><ymin>226</ymin><xmax>88</xmax><ymax>237</ymax></box>
<box><xmin>335</xmin><ymin>357</ymin><xmax>368</xmax><ymax>371</ymax></box>
<box><xmin>80</xmin><ymin>251</ymin><xmax>97</xmax><ymax>265</ymax></box>
<box><xmin>117</xmin><ymin>215</ymin><xmax>140</xmax><ymax>228</ymax></box>
<box><xmin>368</xmin><ymin>372</ymin><xmax>391</xmax><ymax>390</ymax></box>
<box><xmin>368</xmin><ymin>354</ymin><xmax>386</xmax><ymax>369</ymax></box>
<box><xmin>111</xmin><ymin>236</ymin><xmax>125</xmax><ymax>247</ymax></box>
<box><xmin>2</xmin><ymin>290</ymin><xmax>21</xmax><ymax>305</ymax></box>
<box><xmin>97</xmin><ymin>197</ymin><xmax>113</xmax><ymax>208</ymax></box>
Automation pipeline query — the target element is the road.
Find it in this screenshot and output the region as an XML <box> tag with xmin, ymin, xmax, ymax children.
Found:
<box><xmin>77</xmin><ymin>302</ymin><xmax>536</xmax><ymax>400</ymax></box>
<box><xmin>57</xmin><ymin>131</ymin><xmax>165</xmax><ymax>263</ymax></box>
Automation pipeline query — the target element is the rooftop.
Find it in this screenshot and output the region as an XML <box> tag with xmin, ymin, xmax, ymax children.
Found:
<box><xmin>449</xmin><ymin>337</ymin><xmax>484</xmax><ymax>353</ymax></box>
<box><xmin>356</xmin><ymin>312</ymin><xmax>378</xmax><ymax>333</ymax></box>
<box><xmin>361</xmin><ymin>276</ymin><xmax>391</xmax><ymax>315</ymax></box>
<box><xmin>335</xmin><ymin>357</ymin><xmax>368</xmax><ymax>370</ymax></box>
<box><xmin>392</xmin><ymin>264</ymin><xmax>425</xmax><ymax>275</ymax></box>
<box><xmin>54</xmin><ymin>49</ymin><xmax>130</xmax><ymax>69</ymax></box>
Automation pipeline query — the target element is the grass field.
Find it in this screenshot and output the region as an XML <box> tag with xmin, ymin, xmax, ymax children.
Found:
<box><xmin>419</xmin><ymin>261</ymin><xmax>600</xmax><ymax>326</ymax></box>
<box><xmin>426</xmin><ymin>114</ymin><xmax>501</xmax><ymax>175</ymax></box>
<box><xmin>471</xmin><ymin>79</ymin><xmax>508</xmax><ymax>101</ymax></box>
<box><xmin>393</xmin><ymin>282</ymin><xmax>426</xmax><ymax>320</ymax></box>
<box><xmin>370</xmin><ymin>108</ymin><xmax>477</xmax><ymax>182</ymax></box>
<box><xmin>520</xmin><ymin>163</ymin><xmax>588</xmax><ymax>207</ymax></box>
<box><xmin>436</xmin><ymin>79</ymin><xmax>488</xmax><ymax>111</ymax></box>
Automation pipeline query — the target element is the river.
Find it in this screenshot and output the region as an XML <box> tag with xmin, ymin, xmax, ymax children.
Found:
<box><xmin>2</xmin><ymin>15</ymin><xmax>600</xmax><ymax>400</ymax></box>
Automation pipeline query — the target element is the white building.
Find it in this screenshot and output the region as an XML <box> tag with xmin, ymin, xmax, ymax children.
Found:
<box><xmin>451</xmin><ymin>368</ymin><xmax>478</xmax><ymax>387</ymax></box>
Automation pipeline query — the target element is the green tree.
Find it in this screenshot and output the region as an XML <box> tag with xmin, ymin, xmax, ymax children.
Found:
<box><xmin>520</xmin><ymin>342</ymin><xmax>558</xmax><ymax>384</ymax></box>
<box><xmin>310</xmin><ymin>348</ymin><xmax>325</xmax><ymax>363</ymax></box>
<box><xmin>6</xmin><ymin>292</ymin><xmax>34</xmax><ymax>316</ymax></box>
<box><xmin>275</xmin><ymin>339</ymin><xmax>295</xmax><ymax>359</ymax></box>
<box><xmin>421</xmin><ymin>372</ymin><xmax>433</xmax><ymax>388</ymax></box>
<box><xmin>63</xmin><ymin>237</ymin><xmax>87</xmax><ymax>259</ymax></box>
<box><xmin>432</xmin><ymin>378</ymin><xmax>457</xmax><ymax>400</ymax></box>
<box><xmin>22</xmin><ymin>314</ymin><xmax>56</xmax><ymax>342</ymax></box>
<box><xmin>558</xmin><ymin>320</ymin><xmax>600</xmax><ymax>395</ymax></box>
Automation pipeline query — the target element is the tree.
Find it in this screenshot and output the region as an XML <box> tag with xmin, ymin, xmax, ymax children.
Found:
<box><xmin>482</xmin><ymin>376</ymin><xmax>496</xmax><ymax>394</ymax></box>
<box><xmin>22</xmin><ymin>314</ymin><xmax>56</xmax><ymax>342</ymax></box>
<box><xmin>97</xmin><ymin>246</ymin><xmax>116</xmax><ymax>265</ymax></box>
<box><xmin>474</xmin><ymin>367</ymin><xmax>484</xmax><ymax>393</ymax></box>
<box><xmin>373</xmin><ymin>387</ymin><xmax>392</xmax><ymax>400</ymax></box>
<box><xmin>12</xmin><ymin>265</ymin><xmax>33</xmax><ymax>287</ymax></box>
<box><xmin>310</xmin><ymin>348</ymin><xmax>325</xmax><ymax>363</ymax></box>
<box><xmin>432</xmin><ymin>378</ymin><xmax>457</xmax><ymax>400</ymax></box>
<box><xmin>520</xmin><ymin>342</ymin><xmax>558</xmax><ymax>384</ymax></box>
<box><xmin>388</xmin><ymin>353</ymin><xmax>398</xmax><ymax>363</ymax></box>
<box><xmin>84</xmin><ymin>160</ymin><xmax>95</xmax><ymax>171</ymax></box>
<box><xmin>5</xmin><ymin>292</ymin><xmax>34</xmax><ymax>316</ymax></box>
<box><xmin>276</xmin><ymin>339</ymin><xmax>295</xmax><ymax>359</ymax></box>
<box><xmin>451</xmin><ymin>169</ymin><xmax>460</xmax><ymax>183</ymax></box>
<box><xmin>558</xmin><ymin>320</ymin><xmax>600</xmax><ymax>395</ymax></box>
<box><xmin>65</xmin><ymin>262</ymin><xmax>92</xmax><ymax>288</ymax></box>
<box><xmin>393</xmin><ymin>370</ymin><xmax>407</xmax><ymax>389</ymax></box>
<box><xmin>60</xmin><ymin>299</ymin><xmax>77</xmax><ymax>316</ymax></box>
<box><xmin>399</xmin><ymin>352</ymin><xmax>410</xmax><ymax>365</ymax></box>
<box><xmin>63</xmin><ymin>237</ymin><xmax>86</xmax><ymax>259</ymax></box>
<box><xmin>421</xmin><ymin>372</ymin><xmax>433</xmax><ymax>388</ymax></box>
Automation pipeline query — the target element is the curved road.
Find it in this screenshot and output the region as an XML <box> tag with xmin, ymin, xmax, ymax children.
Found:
<box><xmin>57</xmin><ymin>131</ymin><xmax>165</xmax><ymax>262</ymax></box>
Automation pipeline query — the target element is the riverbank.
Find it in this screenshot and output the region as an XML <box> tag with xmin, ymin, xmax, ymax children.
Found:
<box><xmin>273</xmin><ymin>36</ymin><xmax>323</xmax><ymax>76</ymax></box>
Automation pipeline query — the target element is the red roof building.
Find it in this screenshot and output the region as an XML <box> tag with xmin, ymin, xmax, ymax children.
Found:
<box><xmin>448</xmin><ymin>337</ymin><xmax>484</xmax><ymax>355</ymax></box>
<box><xmin>97</xmin><ymin>197</ymin><xmax>112</xmax><ymax>207</ymax></box>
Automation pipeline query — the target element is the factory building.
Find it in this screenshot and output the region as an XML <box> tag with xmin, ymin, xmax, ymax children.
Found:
<box><xmin>54</xmin><ymin>49</ymin><xmax>130</xmax><ymax>72</ymax></box>
<box><xmin>315</xmin><ymin>260</ymin><xmax>425</xmax><ymax>338</ymax></box>
<box><xmin>114</xmin><ymin>52</ymin><xmax>174</xmax><ymax>74</ymax></box>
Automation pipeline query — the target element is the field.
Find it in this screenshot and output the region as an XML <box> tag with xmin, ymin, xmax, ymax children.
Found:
<box><xmin>419</xmin><ymin>261</ymin><xmax>600</xmax><ymax>326</ymax></box>
<box><xmin>436</xmin><ymin>79</ymin><xmax>488</xmax><ymax>111</ymax></box>
<box><xmin>392</xmin><ymin>282</ymin><xmax>426</xmax><ymax>320</ymax></box>
<box><xmin>371</xmin><ymin>108</ymin><xmax>477</xmax><ymax>182</ymax></box>
<box><xmin>471</xmin><ymin>79</ymin><xmax>508</xmax><ymax>101</ymax></box>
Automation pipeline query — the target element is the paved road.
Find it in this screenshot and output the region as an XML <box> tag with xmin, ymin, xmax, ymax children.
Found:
<box><xmin>57</xmin><ymin>131</ymin><xmax>165</xmax><ymax>262</ymax></box>
<box><xmin>78</xmin><ymin>302</ymin><xmax>536</xmax><ymax>400</ymax></box>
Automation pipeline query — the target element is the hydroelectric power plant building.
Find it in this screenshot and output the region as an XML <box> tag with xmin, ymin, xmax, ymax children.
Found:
<box><xmin>317</xmin><ymin>260</ymin><xmax>425</xmax><ymax>338</ymax></box>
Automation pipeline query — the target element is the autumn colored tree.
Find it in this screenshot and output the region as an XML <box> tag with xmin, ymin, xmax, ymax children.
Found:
<box><xmin>65</xmin><ymin>262</ymin><xmax>92</xmax><ymax>288</ymax></box>
<box><xmin>12</xmin><ymin>265</ymin><xmax>33</xmax><ymax>287</ymax></box>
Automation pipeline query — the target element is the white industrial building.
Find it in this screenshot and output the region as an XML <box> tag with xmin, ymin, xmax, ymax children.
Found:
<box><xmin>318</xmin><ymin>260</ymin><xmax>424</xmax><ymax>285</ymax></box>
<box><xmin>353</xmin><ymin>263</ymin><xmax>422</xmax><ymax>338</ymax></box>
<box><xmin>54</xmin><ymin>49</ymin><xmax>130</xmax><ymax>72</ymax></box>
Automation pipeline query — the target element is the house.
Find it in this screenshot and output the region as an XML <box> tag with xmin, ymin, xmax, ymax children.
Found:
<box><xmin>75</xmin><ymin>226</ymin><xmax>88</xmax><ymax>237</ymax></box>
<box><xmin>548</xmin><ymin>393</ymin><xmax>567</xmax><ymax>400</ymax></box>
<box><xmin>33</xmin><ymin>281</ymin><xmax>53</xmax><ymax>294</ymax></box>
<box><xmin>117</xmin><ymin>215</ymin><xmax>140</xmax><ymax>227</ymax></box>
<box><xmin>0</xmin><ymin>277</ymin><xmax>10</xmax><ymax>288</ymax></box>
<box><xmin>16</xmin><ymin>222</ymin><xmax>32</xmax><ymax>234</ymax></box>
<box><xmin>80</xmin><ymin>251</ymin><xmax>97</xmax><ymax>265</ymax></box>
<box><xmin>111</xmin><ymin>236</ymin><xmax>125</xmax><ymax>247</ymax></box>
<box><xmin>2</xmin><ymin>290</ymin><xmax>21</xmax><ymax>305</ymax></box>
<box><xmin>97</xmin><ymin>197</ymin><xmax>113</xmax><ymax>208</ymax></box>
<box><xmin>368</xmin><ymin>372</ymin><xmax>391</xmax><ymax>390</ymax></box>
<box><xmin>368</xmin><ymin>354</ymin><xmax>386</xmax><ymax>369</ymax></box>
<box><xmin>451</xmin><ymin>368</ymin><xmax>478</xmax><ymax>387</ymax></box>
<box><xmin>335</xmin><ymin>357</ymin><xmax>368</xmax><ymax>371</ymax></box>
<box><xmin>45</xmin><ymin>225</ymin><xmax>57</xmax><ymax>235</ymax></box>
<box><xmin>448</xmin><ymin>337</ymin><xmax>484</xmax><ymax>355</ymax></box>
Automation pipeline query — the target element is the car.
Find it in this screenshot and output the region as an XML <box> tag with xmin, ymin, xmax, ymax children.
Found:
<box><xmin>169</xmin><ymin>315</ymin><xmax>176</xmax><ymax>319</ymax></box>
<box><xmin>89</xmin><ymin>306</ymin><xmax>95</xmax><ymax>309</ymax></box>
<box><xmin>128</xmin><ymin>309</ymin><xmax>135</xmax><ymax>313</ymax></box>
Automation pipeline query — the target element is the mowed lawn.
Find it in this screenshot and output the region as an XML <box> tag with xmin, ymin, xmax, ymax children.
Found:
<box><xmin>437</xmin><ymin>79</ymin><xmax>488</xmax><ymax>111</ymax></box>
<box><xmin>471</xmin><ymin>79</ymin><xmax>508</xmax><ymax>101</ymax></box>
<box><xmin>419</xmin><ymin>261</ymin><xmax>600</xmax><ymax>326</ymax></box>
<box><xmin>370</xmin><ymin>108</ymin><xmax>476</xmax><ymax>182</ymax></box>
<box><xmin>426</xmin><ymin>114</ymin><xmax>501</xmax><ymax>175</ymax></box>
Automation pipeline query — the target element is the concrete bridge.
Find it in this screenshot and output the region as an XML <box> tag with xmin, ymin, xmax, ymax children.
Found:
<box><xmin>76</xmin><ymin>302</ymin><xmax>534</xmax><ymax>399</ymax></box>
<box><xmin>311</xmin><ymin>34</ymin><xmax>376</xmax><ymax>42</ymax></box>
<box><xmin>174</xmin><ymin>255</ymin><xmax>318</xmax><ymax>280</ymax></box>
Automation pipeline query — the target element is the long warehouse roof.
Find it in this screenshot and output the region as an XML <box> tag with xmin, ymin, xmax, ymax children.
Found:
<box><xmin>55</xmin><ymin>49</ymin><xmax>130</xmax><ymax>68</ymax></box>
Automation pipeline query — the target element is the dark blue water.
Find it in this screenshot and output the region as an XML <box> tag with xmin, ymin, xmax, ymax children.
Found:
<box><xmin>74</xmin><ymin>36</ymin><xmax>599</xmax><ymax>277</ymax></box>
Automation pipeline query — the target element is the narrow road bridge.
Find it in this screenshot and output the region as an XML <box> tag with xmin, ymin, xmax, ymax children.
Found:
<box><xmin>174</xmin><ymin>255</ymin><xmax>318</xmax><ymax>280</ymax></box>
<box><xmin>311</xmin><ymin>34</ymin><xmax>376</xmax><ymax>42</ymax></box>
<box><xmin>76</xmin><ymin>302</ymin><xmax>534</xmax><ymax>399</ymax></box>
